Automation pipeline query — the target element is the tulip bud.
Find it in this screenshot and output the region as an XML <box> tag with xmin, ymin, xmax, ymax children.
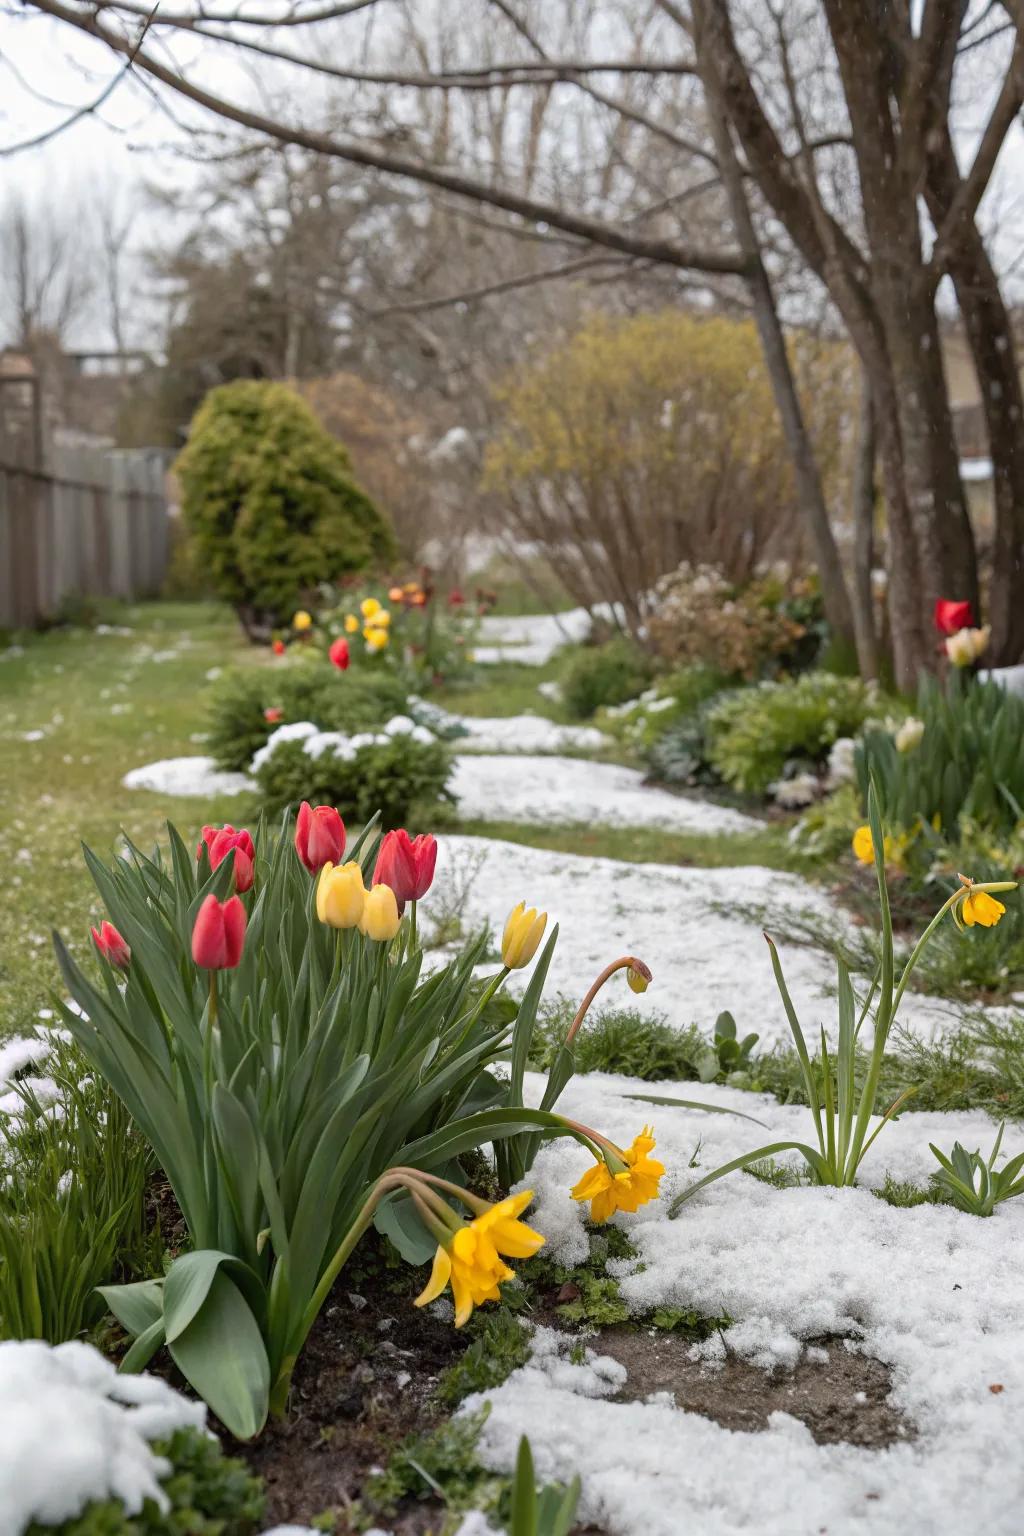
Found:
<box><xmin>361</xmin><ymin>597</ymin><xmax>382</xmax><ymax>619</ymax></box>
<box><xmin>191</xmin><ymin>894</ymin><xmax>246</xmax><ymax>970</ymax></box>
<box><xmin>316</xmin><ymin>861</ymin><xmax>367</xmax><ymax>929</ymax></box>
<box><xmin>388</xmin><ymin>586</ymin><xmax>404</xmax><ymax>603</ymax></box>
<box><xmin>264</xmin><ymin>706</ymin><xmax>283</xmax><ymax>723</ymax></box>
<box><xmin>198</xmin><ymin>824</ymin><xmax>255</xmax><ymax>894</ymax></box>
<box><xmin>358</xmin><ymin>882</ymin><xmax>401</xmax><ymax>942</ymax></box>
<box><xmin>91</xmin><ymin>919</ymin><xmax>130</xmax><ymax>972</ymax></box>
<box><xmin>894</xmin><ymin>717</ymin><xmax>924</xmax><ymax>753</ymax></box>
<box><xmin>295</xmin><ymin>801</ymin><xmax>346</xmax><ymax>873</ymax></box>
<box><xmin>501</xmin><ymin>902</ymin><xmax>548</xmax><ymax>969</ymax></box>
<box><xmin>329</xmin><ymin>637</ymin><xmax>351</xmax><ymax>671</ymax></box>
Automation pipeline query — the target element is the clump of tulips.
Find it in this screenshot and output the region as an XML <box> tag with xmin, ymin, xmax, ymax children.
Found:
<box><xmin>54</xmin><ymin>802</ymin><xmax>668</xmax><ymax>1439</ymax></box>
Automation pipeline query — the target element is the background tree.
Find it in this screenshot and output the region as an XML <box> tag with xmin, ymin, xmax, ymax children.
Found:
<box><xmin>16</xmin><ymin>0</ymin><xmax>1024</xmax><ymax>681</ymax></box>
<box><xmin>175</xmin><ymin>379</ymin><xmax>392</xmax><ymax>637</ymax></box>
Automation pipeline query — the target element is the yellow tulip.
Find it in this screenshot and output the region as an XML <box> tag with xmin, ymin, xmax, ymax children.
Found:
<box><xmin>852</xmin><ymin>825</ymin><xmax>874</xmax><ymax>865</ymax></box>
<box><xmin>344</xmin><ymin>613</ymin><xmax>359</xmax><ymax>634</ymax></box>
<box><xmin>501</xmin><ymin>901</ymin><xmax>547</xmax><ymax>969</ymax></box>
<box><xmin>292</xmin><ymin>609</ymin><xmax>313</xmax><ymax>632</ymax></box>
<box><xmin>367</xmin><ymin>609</ymin><xmax>391</xmax><ymax>628</ymax></box>
<box><xmin>360</xmin><ymin>597</ymin><xmax>382</xmax><ymax>619</ymax></box>
<box><xmin>316</xmin><ymin>861</ymin><xmax>366</xmax><ymax>929</ymax></box>
<box><xmin>359</xmin><ymin>882</ymin><xmax>401</xmax><ymax>941</ymax></box>
<box><xmin>364</xmin><ymin>628</ymin><xmax>389</xmax><ymax>651</ymax></box>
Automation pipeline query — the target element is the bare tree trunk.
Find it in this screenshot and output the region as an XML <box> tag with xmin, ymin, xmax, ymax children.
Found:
<box><xmin>925</xmin><ymin>132</ymin><xmax>1024</xmax><ymax>664</ymax></box>
<box><xmin>851</xmin><ymin>372</ymin><xmax>879</xmax><ymax>681</ymax></box>
<box><xmin>693</xmin><ymin>0</ymin><xmax>856</xmax><ymax>662</ymax></box>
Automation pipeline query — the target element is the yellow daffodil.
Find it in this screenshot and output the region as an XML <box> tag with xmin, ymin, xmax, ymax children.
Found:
<box><xmin>961</xmin><ymin>889</ymin><xmax>1006</xmax><ymax>928</ymax></box>
<box><xmin>414</xmin><ymin>1191</ymin><xmax>544</xmax><ymax>1326</ymax></box>
<box><xmin>852</xmin><ymin>825</ymin><xmax>896</xmax><ymax>866</ymax></box>
<box><xmin>571</xmin><ymin>1125</ymin><xmax>665</xmax><ymax>1224</ymax></box>
<box><xmin>501</xmin><ymin>901</ymin><xmax>547</xmax><ymax>969</ymax></box>
<box><xmin>364</xmin><ymin>628</ymin><xmax>389</xmax><ymax>651</ymax></box>
<box><xmin>344</xmin><ymin>613</ymin><xmax>359</xmax><ymax>634</ymax></box>
<box><xmin>366</xmin><ymin>609</ymin><xmax>391</xmax><ymax>628</ymax></box>
<box><xmin>360</xmin><ymin>596</ymin><xmax>382</xmax><ymax>619</ymax></box>
<box><xmin>359</xmin><ymin>882</ymin><xmax>401</xmax><ymax>941</ymax></box>
<box><xmin>292</xmin><ymin>609</ymin><xmax>313</xmax><ymax>632</ymax></box>
<box><xmin>316</xmin><ymin>861</ymin><xmax>366</xmax><ymax>929</ymax></box>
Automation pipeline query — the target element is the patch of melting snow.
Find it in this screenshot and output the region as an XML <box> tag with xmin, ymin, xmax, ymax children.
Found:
<box><xmin>428</xmin><ymin>836</ymin><xmax>991</xmax><ymax>1047</ymax></box>
<box><xmin>450</xmin><ymin>755</ymin><xmax>761</xmax><ymax>835</ymax></box>
<box><xmin>474</xmin><ymin>606</ymin><xmax>622</xmax><ymax>666</ymax></box>
<box><xmin>0</xmin><ymin>1339</ymin><xmax>206</xmax><ymax>1534</ymax></box>
<box><xmin>463</xmin><ymin>1069</ymin><xmax>1024</xmax><ymax>1536</ymax></box>
<box><xmin>121</xmin><ymin>756</ymin><xmax>252</xmax><ymax>798</ymax></box>
<box><xmin>450</xmin><ymin>715</ymin><xmax>608</xmax><ymax>754</ymax></box>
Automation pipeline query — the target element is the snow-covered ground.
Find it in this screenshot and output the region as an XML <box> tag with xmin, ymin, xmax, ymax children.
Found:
<box><xmin>461</xmin><ymin>1069</ymin><xmax>1024</xmax><ymax>1536</ymax></box>
<box><xmin>121</xmin><ymin>755</ymin><xmax>251</xmax><ymax>798</ymax></box>
<box><xmin>445</xmin><ymin>714</ymin><xmax>608</xmax><ymax>755</ymax></box>
<box><xmin>450</xmin><ymin>756</ymin><xmax>760</xmax><ymax>835</ymax></box>
<box><xmin>474</xmin><ymin>607</ymin><xmax>624</xmax><ymax>666</ymax></box>
<box><xmin>428</xmin><ymin>836</ymin><xmax>975</xmax><ymax>1047</ymax></box>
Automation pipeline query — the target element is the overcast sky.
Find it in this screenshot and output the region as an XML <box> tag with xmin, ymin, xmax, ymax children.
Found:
<box><xmin>3</xmin><ymin>4</ymin><xmax>1024</xmax><ymax>349</ymax></box>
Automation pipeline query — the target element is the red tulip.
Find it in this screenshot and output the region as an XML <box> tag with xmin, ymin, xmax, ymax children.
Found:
<box><xmin>272</xmin><ymin>639</ymin><xmax>286</xmax><ymax>656</ymax></box>
<box><xmin>373</xmin><ymin>829</ymin><xmax>437</xmax><ymax>909</ymax></box>
<box><xmin>448</xmin><ymin>589</ymin><xmax>465</xmax><ymax>608</ymax></box>
<box><xmin>295</xmin><ymin>800</ymin><xmax>346</xmax><ymax>873</ymax></box>
<box><xmin>198</xmin><ymin>824</ymin><xmax>256</xmax><ymax>893</ymax></box>
<box><xmin>934</xmin><ymin>599</ymin><xmax>974</xmax><ymax>635</ymax></box>
<box><xmin>191</xmin><ymin>894</ymin><xmax>246</xmax><ymax>970</ymax></box>
<box><xmin>329</xmin><ymin>637</ymin><xmax>351</xmax><ymax>671</ymax></box>
<box><xmin>91</xmin><ymin>919</ymin><xmax>131</xmax><ymax>971</ymax></box>
<box><xmin>264</xmin><ymin>706</ymin><xmax>283</xmax><ymax>723</ymax></box>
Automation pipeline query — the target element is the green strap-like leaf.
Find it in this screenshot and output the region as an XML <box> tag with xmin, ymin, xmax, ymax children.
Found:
<box><xmin>669</xmin><ymin>1140</ymin><xmax>832</xmax><ymax>1217</ymax></box>
<box><xmin>167</xmin><ymin>1270</ymin><xmax>270</xmax><ymax>1440</ymax></box>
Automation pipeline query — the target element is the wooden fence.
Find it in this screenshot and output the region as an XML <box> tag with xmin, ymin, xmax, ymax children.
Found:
<box><xmin>0</xmin><ymin>445</ymin><xmax>171</xmax><ymax>629</ymax></box>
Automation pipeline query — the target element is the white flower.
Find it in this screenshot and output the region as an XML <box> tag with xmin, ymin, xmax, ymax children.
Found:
<box><xmin>895</xmin><ymin>717</ymin><xmax>925</xmax><ymax>753</ymax></box>
<box><xmin>826</xmin><ymin>737</ymin><xmax>856</xmax><ymax>787</ymax></box>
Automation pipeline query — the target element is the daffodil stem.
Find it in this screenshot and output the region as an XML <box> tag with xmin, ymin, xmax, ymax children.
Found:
<box><xmin>564</xmin><ymin>957</ymin><xmax>644</xmax><ymax>1047</ymax></box>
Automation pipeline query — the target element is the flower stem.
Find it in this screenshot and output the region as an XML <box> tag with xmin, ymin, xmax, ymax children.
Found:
<box><xmin>565</xmin><ymin>956</ymin><xmax>648</xmax><ymax>1046</ymax></box>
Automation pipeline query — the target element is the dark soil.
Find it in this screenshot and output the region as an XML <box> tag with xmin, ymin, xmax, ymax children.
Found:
<box><xmin>234</xmin><ymin>1238</ymin><xmax>469</xmax><ymax>1533</ymax></box>
<box><xmin>595</xmin><ymin>1326</ymin><xmax>912</xmax><ymax>1449</ymax></box>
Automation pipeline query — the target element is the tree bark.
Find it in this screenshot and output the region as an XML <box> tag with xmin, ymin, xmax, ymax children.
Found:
<box><xmin>851</xmin><ymin>372</ymin><xmax>879</xmax><ymax>681</ymax></box>
<box><xmin>925</xmin><ymin>129</ymin><xmax>1024</xmax><ymax>665</ymax></box>
<box><xmin>693</xmin><ymin>0</ymin><xmax>856</xmax><ymax>661</ymax></box>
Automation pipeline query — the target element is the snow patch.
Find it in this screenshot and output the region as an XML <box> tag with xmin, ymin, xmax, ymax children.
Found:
<box><xmin>0</xmin><ymin>1340</ymin><xmax>206</xmax><ymax>1534</ymax></box>
<box><xmin>121</xmin><ymin>756</ymin><xmax>252</xmax><ymax>798</ymax></box>
<box><xmin>450</xmin><ymin>756</ymin><xmax>760</xmax><ymax>835</ymax></box>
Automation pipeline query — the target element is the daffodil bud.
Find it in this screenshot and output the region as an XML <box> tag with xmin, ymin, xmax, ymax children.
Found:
<box><xmin>627</xmin><ymin>959</ymin><xmax>652</xmax><ymax>995</ymax></box>
<box><xmin>316</xmin><ymin>861</ymin><xmax>366</xmax><ymax>929</ymax></box>
<box><xmin>501</xmin><ymin>901</ymin><xmax>547</xmax><ymax>969</ymax></box>
<box><xmin>358</xmin><ymin>882</ymin><xmax>401</xmax><ymax>941</ymax></box>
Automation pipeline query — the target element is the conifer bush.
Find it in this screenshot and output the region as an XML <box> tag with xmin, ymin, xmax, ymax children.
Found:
<box><xmin>175</xmin><ymin>381</ymin><xmax>392</xmax><ymax>637</ymax></box>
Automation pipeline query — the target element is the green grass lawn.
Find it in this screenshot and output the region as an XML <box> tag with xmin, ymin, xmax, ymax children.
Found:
<box><xmin>0</xmin><ymin>601</ymin><xmax>263</xmax><ymax>1029</ymax></box>
<box><xmin>0</xmin><ymin>599</ymin><xmax>813</xmax><ymax>1032</ymax></box>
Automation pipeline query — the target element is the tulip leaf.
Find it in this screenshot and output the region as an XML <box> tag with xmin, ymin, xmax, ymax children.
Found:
<box><xmin>164</xmin><ymin>1250</ymin><xmax>265</xmax><ymax>1344</ymax></box>
<box><xmin>120</xmin><ymin>1318</ymin><xmax>167</xmax><ymax>1375</ymax></box>
<box><xmin>508</xmin><ymin>926</ymin><xmax>558</xmax><ymax>1107</ymax></box>
<box><xmin>168</xmin><ymin>1270</ymin><xmax>270</xmax><ymax>1441</ymax></box>
<box><xmin>374</xmin><ymin>1188</ymin><xmax>438</xmax><ymax>1266</ymax></box>
<box><xmin>97</xmin><ymin>1277</ymin><xmax>165</xmax><ymax>1339</ymax></box>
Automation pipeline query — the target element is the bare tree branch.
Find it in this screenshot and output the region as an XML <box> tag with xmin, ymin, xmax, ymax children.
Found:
<box><xmin>366</xmin><ymin>251</ymin><xmax>633</xmax><ymax>316</ymax></box>
<box><xmin>22</xmin><ymin>0</ymin><xmax>748</xmax><ymax>275</ymax></box>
